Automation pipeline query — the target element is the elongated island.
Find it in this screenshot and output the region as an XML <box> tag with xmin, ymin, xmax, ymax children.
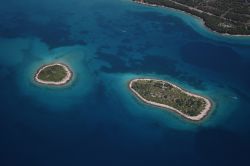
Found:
<box><xmin>129</xmin><ymin>79</ymin><xmax>212</xmax><ymax>121</ymax></box>
<box><xmin>34</xmin><ymin>63</ymin><xmax>73</xmax><ymax>86</ymax></box>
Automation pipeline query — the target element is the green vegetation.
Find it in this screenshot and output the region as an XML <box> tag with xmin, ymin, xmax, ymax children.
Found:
<box><xmin>134</xmin><ymin>0</ymin><xmax>250</xmax><ymax>35</ymax></box>
<box><xmin>131</xmin><ymin>79</ymin><xmax>207</xmax><ymax>116</ymax></box>
<box><xmin>37</xmin><ymin>64</ymin><xmax>68</xmax><ymax>82</ymax></box>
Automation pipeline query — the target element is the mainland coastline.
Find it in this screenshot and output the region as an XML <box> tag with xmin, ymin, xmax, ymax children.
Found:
<box><xmin>129</xmin><ymin>78</ymin><xmax>212</xmax><ymax>121</ymax></box>
<box><xmin>34</xmin><ymin>63</ymin><xmax>73</xmax><ymax>86</ymax></box>
<box><xmin>133</xmin><ymin>0</ymin><xmax>250</xmax><ymax>36</ymax></box>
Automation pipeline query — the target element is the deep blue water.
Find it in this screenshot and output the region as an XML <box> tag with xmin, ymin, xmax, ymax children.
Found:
<box><xmin>1</xmin><ymin>0</ymin><xmax>250</xmax><ymax>165</ymax></box>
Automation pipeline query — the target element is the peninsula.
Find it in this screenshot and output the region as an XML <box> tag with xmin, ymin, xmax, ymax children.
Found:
<box><xmin>133</xmin><ymin>0</ymin><xmax>250</xmax><ymax>36</ymax></box>
<box><xmin>129</xmin><ymin>79</ymin><xmax>212</xmax><ymax>121</ymax></box>
<box><xmin>34</xmin><ymin>63</ymin><xmax>73</xmax><ymax>86</ymax></box>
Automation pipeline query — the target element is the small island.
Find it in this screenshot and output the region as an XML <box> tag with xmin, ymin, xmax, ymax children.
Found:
<box><xmin>34</xmin><ymin>63</ymin><xmax>73</xmax><ymax>86</ymax></box>
<box><xmin>129</xmin><ymin>79</ymin><xmax>212</xmax><ymax>121</ymax></box>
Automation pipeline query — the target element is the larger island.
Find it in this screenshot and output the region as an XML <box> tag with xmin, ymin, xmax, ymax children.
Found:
<box><xmin>129</xmin><ymin>79</ymin><xmax>212</xmax><ymax>121</ymax></box>
<box><xmin>133</xmin><ymin>0</ymin><xmax>250</xmax><ymax>35</ymax></box>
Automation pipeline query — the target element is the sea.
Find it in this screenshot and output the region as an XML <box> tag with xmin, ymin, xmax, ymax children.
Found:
<box><xmin>0</xmin><ymin>0</ymin><xmax>250</xmax><ymax>165</ymax></box>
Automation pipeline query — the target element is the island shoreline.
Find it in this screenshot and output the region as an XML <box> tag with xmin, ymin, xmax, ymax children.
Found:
<box><xmin>34</xmin><ymin>63</ymin><xmax>73</xmax><ymax>86</ymax></box>
<box><xmin>133</xmin><ymin>0</ymin><xmax>250</xmax><ymax>37</ymax></box>
<box><xmin>129</xmin><ymin>78</ymin><xmax>213</xmax><ymax>122</ymax></box>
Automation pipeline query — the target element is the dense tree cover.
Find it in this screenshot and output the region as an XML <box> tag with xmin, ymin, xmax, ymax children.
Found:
<box><xmin>134</xmin><ymin>0</ymin><xmax>250</xmax><ymax>35</ymax></box>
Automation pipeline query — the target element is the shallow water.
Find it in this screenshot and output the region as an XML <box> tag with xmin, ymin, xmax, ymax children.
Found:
<box><xmin>0</xmin><ymin>0</ymin><xmax>250</xmax><ymax>165</ymax></box>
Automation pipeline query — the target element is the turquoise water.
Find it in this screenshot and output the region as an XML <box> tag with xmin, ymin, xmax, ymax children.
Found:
<box><xmin>0</xmin><ymin>0</ymin><xmax>250</xmax><ymax>165</ymax></box>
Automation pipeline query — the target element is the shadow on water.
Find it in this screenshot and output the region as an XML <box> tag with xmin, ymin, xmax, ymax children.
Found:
<box><xmin>195</xmin><ymin>127</ymin><xmax>250</xmax><ymax>165</ymax></box>
<box><xmin>126</xmin><ymin>10</ymin><xmax>203</xmax><ymax>39</ymax></box>
<box><xmin>180</xmin><ymin>42</ymin><xmax>250</xmax><ymax>89</ymax></box>
<box><xmin>181</xmin><ymin>42</ymin><xmax>242</xmax><ymax>72</ymax></box>
<box><xmin>0</xmin><ymin>12</ymin><xmax>87</xmax><ymax>49</ymax></box>
<box><xmin>97</xmin><ymin>50</ymin><xmax>206</xmax><ymax>90</ymax></box>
